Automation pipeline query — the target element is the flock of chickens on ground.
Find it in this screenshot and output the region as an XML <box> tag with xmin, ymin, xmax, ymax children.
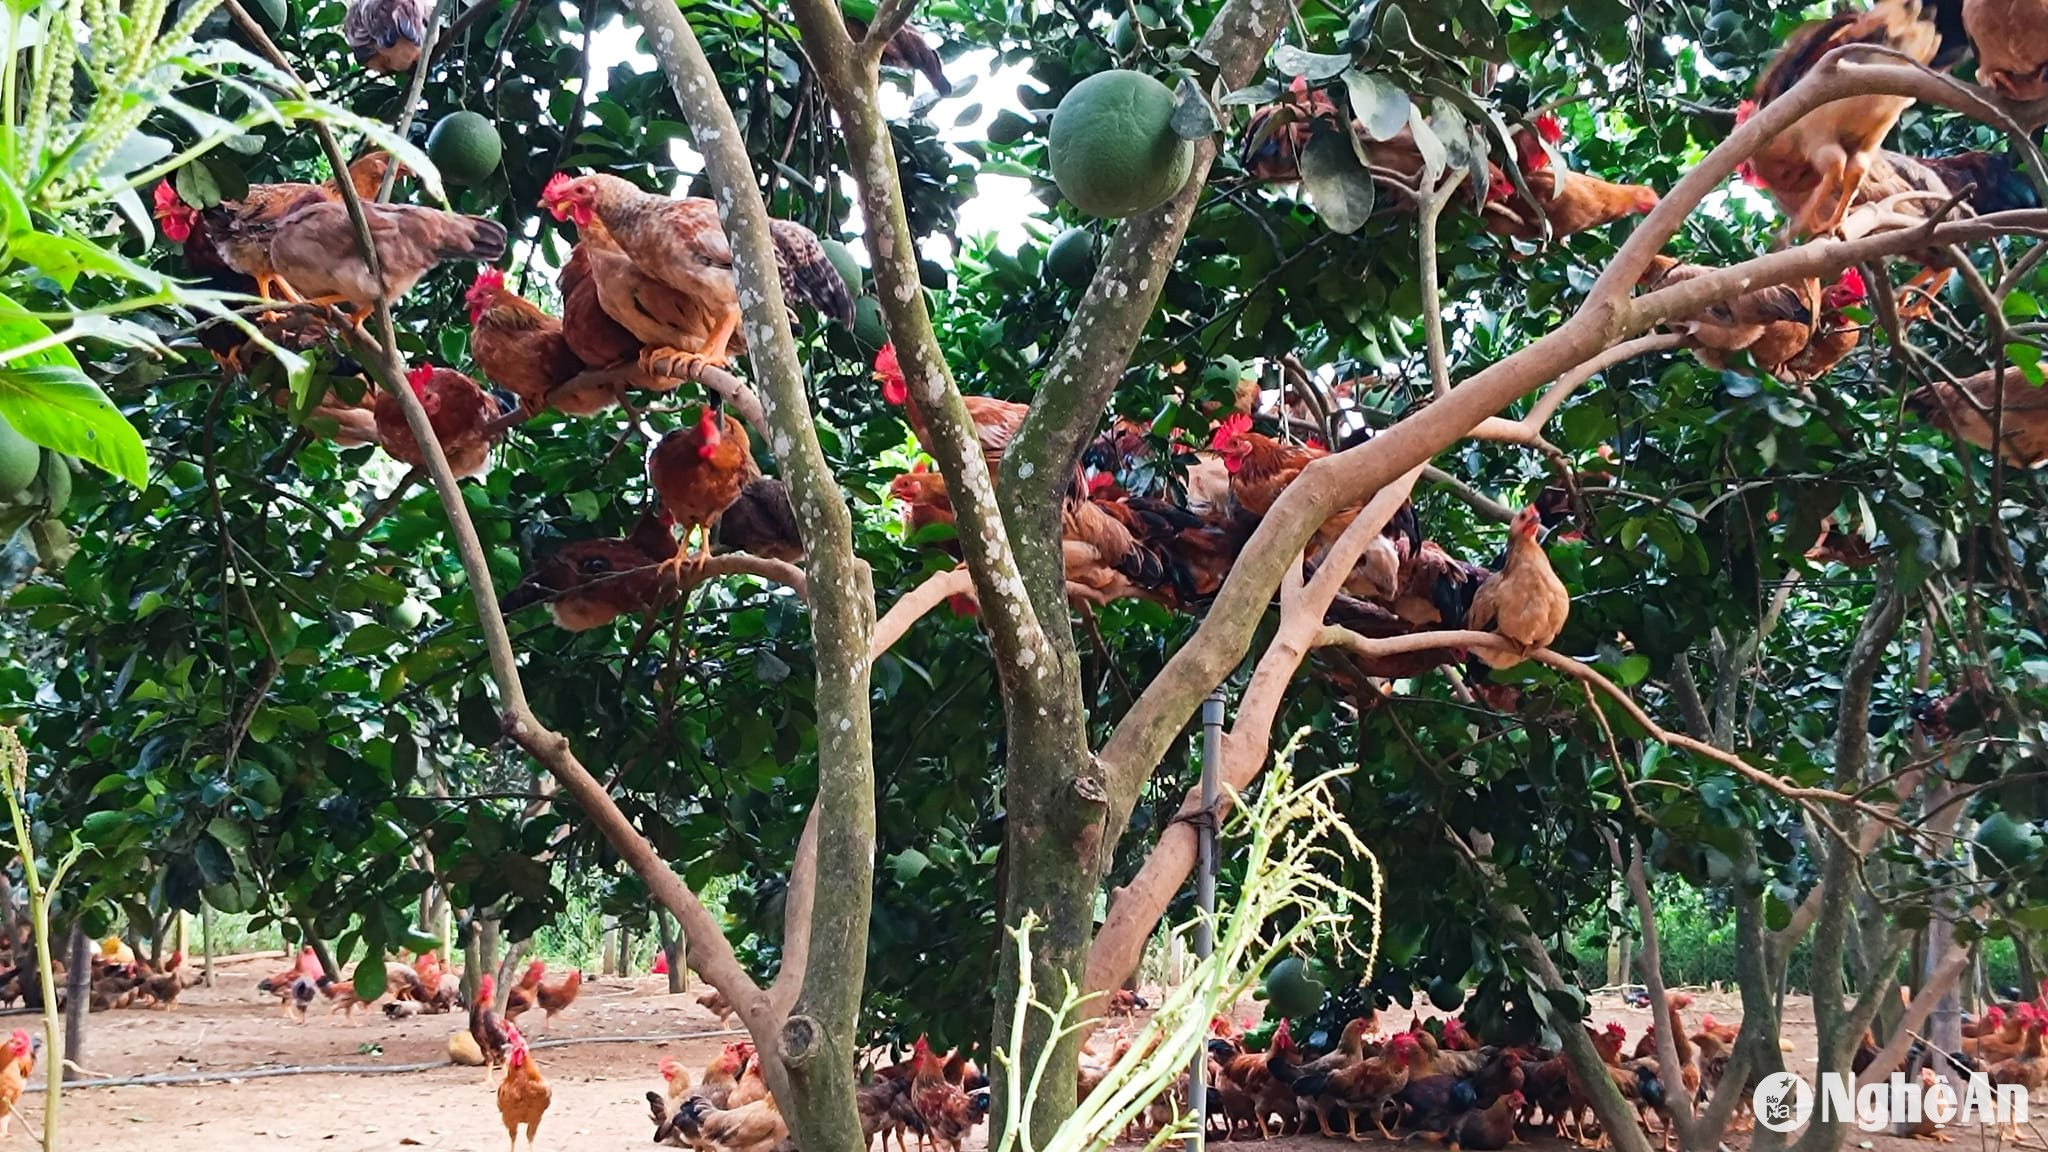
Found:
<box><xmin>146</xmin><ymin>0</ymin><xmax>2048</xmax><ymax>687</ymax></box>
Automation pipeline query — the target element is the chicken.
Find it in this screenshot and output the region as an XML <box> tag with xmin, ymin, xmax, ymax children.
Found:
<box><xmin>650</xmin><ymin>405</ymin><xmax>761</xmax><ymax>567</ymax></box>
<box><xmin>1642</xmin><ymin>255</ymin><xmax>1825</xmax><ymax>377</ymax></box>
<box><xmin>133</xmin><ymin>949</ymin><xmax>186</xmax><ymax>1008</ymax></box>
<box><xmin>909</xmin><ymin>1035</ymin><xmax>974</xmax><ymax>1152</ymax></box>
<box><xmin>873</xmin><ymin>344</ymin><xmax>1029</xmax><ymax>476</ymax></box>
<box><xmin>845</xmin><ymin>17</ymin><xmax>952</xmax><ymax>95</ymax></box>
<box><xmin>1294</xmin><ymin>1018</ymin><xmax>1376</xmax><ymax>1135</ymax></box>
<box><xmin>1077</xmin><ymin>1032</ymin><xmax>1133</xmax><ymax>1101</ymax></box>
<box><xmin>1415</xmin><ymin>1090</ymin><xmax>1526</xmax><ymax>1151</ymax></box>
<box><xmin>1895</xmin><ymin>1065</ymin><xmax>1955</xmax><ymax>1141</ymax></box>
<box><xmin>1206</xmin><ymin>413</ymin><xmax>1409</xmax><ymax>598</ymax></box>
<box><xmin>0</xmin><ymin>1030</ymin><xmax>32</xmax><ymax>1139</ymax></box>
<box><xmin>503</xmin><ymin>960</ymin><xmax>546</xmax><ymax>1019</ymax></box>
<box><xmin>535</xmin><ymin>969</ymin><xmax>582</xmax><ymax>1024</ymax></box>
<box><xmin>727</xmin><ymin>1043</ymin><xmax>771</xmax><ymax>1109</ymax></box>
<box><xmin>372</xmin><ymin>364</ymin><xmax>505</xmax><ymax>479</ymax></box>
<box><xmin>1963</xmin><ymin>0</ymin><xmax>2048</xmax><ymax>104</ymax></box>
<box><xmin>1741</xmin><ymin>0</ymin><xmax>1943</xmax><ymax>236</ymax></box>
<box><xmin>1965</xmin><ymin>1003</ymin><xmax>2030</xmax><ymax>1062</ymax></box>
<box><xmin>1906</xmin><ymin>366</ymin><xmax>2048</xmax><ymax>467</ymax></box>
<box><xmin>660</xmin><ymin>1057</ymin><xmax>694</xmax><ymax>1110</ymax></box>
<box><xmin>698</xmin><ymin>987</ymin><xmax>737</xmax><ymax>1027</ymax></box>
<box><xmin>251</xmin><ymin>197</ymin><xmax>508</xmax><ymax>323</ymax></box>
<box><xmin>1483</xmin><ymin>116</ymin><xmax>1661</xmax><ymax>244</ymax></box>
<box><xmin>559</xmin><ymin>240</ymin><xmax>652</xmax><ymax>374</ymax></box>
<box><xmin>465</xmin><ymin>268</ymin><xmax>623</xmax><ymax>416</ymax></box>
<box><xmin>1467</xmin><ymin>506</ymin><xmax>1570</xmax><ymax>669</ymax></box>
<box><xmin>674</xmin><ymin>1092</ymin><xmax>788</xmax><ymax>1152</ymax></box>
<box><xmin>496</xmin><ymin>1023</ymin><xmax>552</xmax><ymax>1152</ymax></box>
<box><xmin>540</xmin><ymin>173</ymin><xmax>852</xmax><ymax>377</ymax></box>
<box><xmin>1920</xmin><ymin>150</ymin><xmax>2043</xmax><ymax>215</ymax></box>
<box><xmin>344</xmin><ymin>0</ymin><xmax>428</xmax><ymax>73</ymax></box>
<box><xmin>471</xmin><ymin>972</ymin><xmax>512</xmax><ymax>1083</ymax></box>
<box><xmin>501</xmin><ymin>512</ymin><xmax>682</xmax><ymax>631</ymax></box>
<box><xmin>857</xmin><ymin>1074</ymin><xmax>913</xmax><ymax>1152</ymax></box>
<box><xmin>714</xmin><ymin>477</ymin><xmax>805</xmax><ymax>562</ymax></box>
<box><xmin>1296</xmin><ymin>1029</ymin><xmax>1424</xmax><ymax>1141</ymax></box>
<box><xmin>159</xmin><ymin>153</ymin><xmax>399</xmax><ymax>303</ymax></box>
<box><xmin>1780</xmin><ymin>270</ymin><xmax>1870</xmax><ymax>381</ymax></box>
<box><xmin>694</xmin><ymin>1042</ymin><xmax>749</xmax><ymax>1110</ymax></box>
<box><xmin>316</xmin><ymin>973</ymin><xmax>379</xmax><ymax>1023</ymax></box>
<box><xmin>1529</xmin><ymin>1021</ymin><xmax>1627</xmax><ymax>1143</ymax></box>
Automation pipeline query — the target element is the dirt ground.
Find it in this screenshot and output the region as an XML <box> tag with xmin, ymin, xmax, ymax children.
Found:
<box><xmin>41</xmin><ymin>959</ymin><xmax>2035</xmax><ymax>1152</ymax></box>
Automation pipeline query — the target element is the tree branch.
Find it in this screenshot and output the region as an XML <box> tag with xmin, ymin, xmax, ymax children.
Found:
<box><xmin>619</xmin><ymin>0</ymin><xmax>877</xmax><ymax>1126</ymax></box>
<box><xmin>1085</xmin><ymin>470</ymin><xmax>1423</xmax><ymax>996</ymax></box>
<box><xmin>1418</xmin><ymin>171</ymin><xmax>1466</xmax><ymax>399</ymax></box>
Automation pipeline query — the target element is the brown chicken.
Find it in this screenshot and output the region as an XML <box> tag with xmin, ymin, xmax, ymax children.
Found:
<box><xmin>534</xmin><ymin>970</ymin><xmax>582</xmax><ymax>1024</ymax></box>
<box><xmin>1416</xmin><ymin>1090</ymin><xmax>1526</xmax><ymax>1151</ymax></box>
<box><xmin>541</xmin><ymin>173</ymin><xmax>852</xmax><ymax>376</ymax></box>
<box><xmin>1642</xmin><ymin>255</ymin><xmax>1824</xmax><ymax>376</ymax></box>
<box><xmin>1740</xmin><ymin>0</ymin><xmax>1942</xmax><ymax>237</ymax></box>
<box><xmin>496</xmin><ymin>1023</ymin><xmax>552</xmax><ymax>1152</ymax></box>
<box><xmin>1467</xmin><ymin>506</ymin><xmax>1570</xmax><ymax>668</ymax></box>
<box><xmin>1298</xmin><ymin>1029</ymin><xmax>1424</xmax><ymax>1140</ymax></box>
<box><xmin>1985</xmin><ymin>1006</ymin><xmax>2046</xmax><ymax>1127</ymax></box>
<box><xmin>1294</xmin><ymin>1018</ymin><xmax>1376</xmax><ymax>1135</ymax></box>
<box><xmin>873</xmin><ymin>343</ymin><xmax>1030</xmax><ymax>476</ymax></box>
<box><xmin>1963</xmin><ymin>0</ymin><xmax>2048</xmax><ymax>105</ymax></box>
<box><xmin>1907</xmin><ymin>366</ymin><xmax>2048</xmax><ymax>467</ymax></box>
<box><xmin>466</xmin><ymin>268</ymin><xmax>622</xmax><ymax>416</ymax></box>
<box><xmin>1484</xmin><ymin>116</ymin><xmax>1661</xmax><ymax>243</ymax></box>
<box><xmin>345</xmin><ymin>0</ymin><xmax>427</xmax><ymax>72</ymax></box>
<box><xmin>1208</xmin><ymin>413</ymin><xmax>1407</xmax><ymax>600</ymax></box>
<box><xmin>0</xmin><ymin>1030</ymin><xmax>32</xmax><ymax>1140</ymax></box>
<box><xmin>695</xmin><ymin>1042</ymin><xmax>748</xmax><ymax>1109</ymax></box>
<box><xmin>650</xmin><ymin>405</ymin><xmax>761</xmax><ymax>567</ymax></box>
<box><xmin>714</xmin><ymin>477</ymin><xmax>805</xmax><ymax>562</ymax></box>
<box><xmin>372</xmin><ymin>365</ymin><xmax>504</xmax><ymax>478</ymax></box>
<box><xmin>674</xmin><ymin>1092</ymin><xmax>787</xmax><ymax>1152</ymax></box>
<box><xmin>727</xmin><ymin>1043</ymin><xmax>771</xmax><ymax>1109</ymax></box>
<box><xmin>559</xmin><ymin>239</ymin><xmax>652</xmax><ymax>374</ymax></box>
<box><xmin>471</xmin><ymin>973</ymin><xmax>512</xmax><ymax>1083</ymax></box>
<box><xmin>501</xmin><ymin>512</ymin><xmax>682</xmax><ymax>631</ymax></box>
<box><xmin>248</xmin><ymin>197</ymin><xmax>507</xmax><ymax>323</ymax></box>
<box><xmin>503</xmin><ymin>960</ymin><xmax>546</xmax><ymax>1020</ymax></box>
<box><xmin>1779</xmin><ymin>270</ymin><xmax>1869</xmax><ymax>381</ymax></box>
<box><xmin>161</xmin><ymin>153</ymin><xmax>399</xmax><ymax>302</ymax></box>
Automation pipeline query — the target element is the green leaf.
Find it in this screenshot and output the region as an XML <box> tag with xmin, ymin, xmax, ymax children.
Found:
<box><xmin>174</xmin><ymin>163</ymin><xmax>224</xmax><ymax>210</ymax></box>
<box><xmin>351</xmin><ymin>947</ymin><xmax>387</xmax><ymax>1002</ymax></box>
<box><xmin>1270</xmin><ymin>44</ymin><xmax>1355</xmax><ymax>81</ymax></box>
<box><xmin>0</xmin><ymin>365</ymin><xmax>147</xmax><ymax>488</ymax></box>
<box><xmin>1170</xmin><ymin>76</ymin><xmax>1219</xmax><ymax>142</ymax></box>
<box><xmin>1299</xmin><ymin>127</ymin><xmax>1377</xmax><ymax>234</ymax></box>
<box><xmin>1342</xmin><ymin>68</ymin><xmax>1410</xmax><ymax>141</ymax></box>
<box><xmin>458</xmin><ymin>690</ymin><xmax>502</xmax><ymax>747</ymax></box>
<box><xmin>1407</xmin><ymin>105</ymin><xmax>1447</xmax><ymax>184</ymax></box>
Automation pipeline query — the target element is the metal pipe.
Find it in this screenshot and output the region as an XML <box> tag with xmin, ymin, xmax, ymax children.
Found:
<box><xmin>1189</xmin><ymin>688</ymin><xmax>1226</xmax><ymax>1151</ymax></box>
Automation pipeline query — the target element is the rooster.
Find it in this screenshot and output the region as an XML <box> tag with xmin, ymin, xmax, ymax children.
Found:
<box><xmin>501</xmin><ymin>512</ymin><xmax>682</xmax><ymax>631</ymax></box>
<box><xmin>344</xmin><ymin>0</ymin><xmax>427</xmax><ymax>73</ymax></box>
<box><xmin>650</xmin><ymin>404</ymin><xmax>762</xmax><ymax>568</ymax></box>
<box><xmin>1296</xmin><ymin>1030</ymin><xmax>1425</xmax><ymax>1140</ymax></box>
<box><xmin>1466</xmin><ymin>506</ymin><xmax>1570</xmax><ymax>668</ymax></box>
<box><xmin>1741</xmin><ymin>0</ymin><xmax>1942</xmax><ymax>237</ymax></box>
<box><xmin>873</xmin><ymin>343</ymin><xmax>1029</xmax><ymax>477</ymax></box>
<box><xmin>540</xmin><ymin>173</ymin><xmax>852</xmax><ymax>377</ymax></box>
<box><xmin>1906</xmin><ymin>366</ymin><xmax>2048</xmax><ymax>467</ymax></box>
<box><xmin>471</xmin><ymin>972</ymin><xmax>512</xmax><ymax>1084</ymax></box>
<box><xmin>496</xmin><ymin>1023</ymin><xmax>552</xmax><ymax>1152</ymax></box>
<box><xmin>371</xmin><ymin>365</ymin><xmax>504</xmax><ymax>479</ymax></box>
<box><xmin>465</xmin><ymin>267</ymin><xmax>623</xmax><ymax>416</ymax></box>
<box><xmin>1208</xmin><ymin>413</ymin><xmax>1410</xmax><ymax>601</ymax></box>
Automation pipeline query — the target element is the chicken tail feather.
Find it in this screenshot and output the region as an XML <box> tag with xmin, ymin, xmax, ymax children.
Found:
<box><xmin>769</xmin><ymin>220</ymin><xmax>856</xmax><ymax>327</ymax></box>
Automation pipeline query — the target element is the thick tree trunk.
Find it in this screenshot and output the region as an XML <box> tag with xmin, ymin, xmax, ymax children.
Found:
<box><xmin>657</xmin><ymin>912</ymin><xmax>685</xmax><ymax>995</ymax></box>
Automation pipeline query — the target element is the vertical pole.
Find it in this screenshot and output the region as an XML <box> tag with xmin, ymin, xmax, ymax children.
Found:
<box><xmin>1189</xmin><ymin>689</ymin><xmax>1225</xmax><ymax>1152</ymax></box>
<box><xmin>201</xmin><ymin>905</ymin><xmax>214</xmax><ymax>988</ymax></box>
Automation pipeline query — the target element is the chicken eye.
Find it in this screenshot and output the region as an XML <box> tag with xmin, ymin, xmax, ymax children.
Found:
<box><xmin>578</xmin><ymin>556</ymin><xmax>611</xmax><ymax>575</ymax></box>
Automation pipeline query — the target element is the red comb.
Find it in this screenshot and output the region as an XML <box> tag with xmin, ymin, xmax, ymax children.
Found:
<box><xmin>1836</xmin><ymin>267</ymin><xmax>1866</xmax><ymax>297</ymax></box>
<box><xmin>1210</xmin><ymin>412</ymin><xmax>1252</xmax><ymax>448</ymax></box>
<box><xmin>542</xmin><ymin>173</ymin><xmax>575</xmax><ymax>201</ymax></box>
<box><xmin>1534</xmin><ymin>112</ymin><xmax>1563</xmax><ymax>144</ymax></box>
<box><xmin>1734</xmin><ymin>99</ymin><xmax>1756</xmax><ymax>125</ymax></box>
<box><xmin>471</xmin><ymin>267</ymin><xmax>504</xmax><ymax>291</ymax></box>
<box><xmin>405</xmin><ymin>364</ymin><xmax>435</xmax><ymax>395</ymax></box>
